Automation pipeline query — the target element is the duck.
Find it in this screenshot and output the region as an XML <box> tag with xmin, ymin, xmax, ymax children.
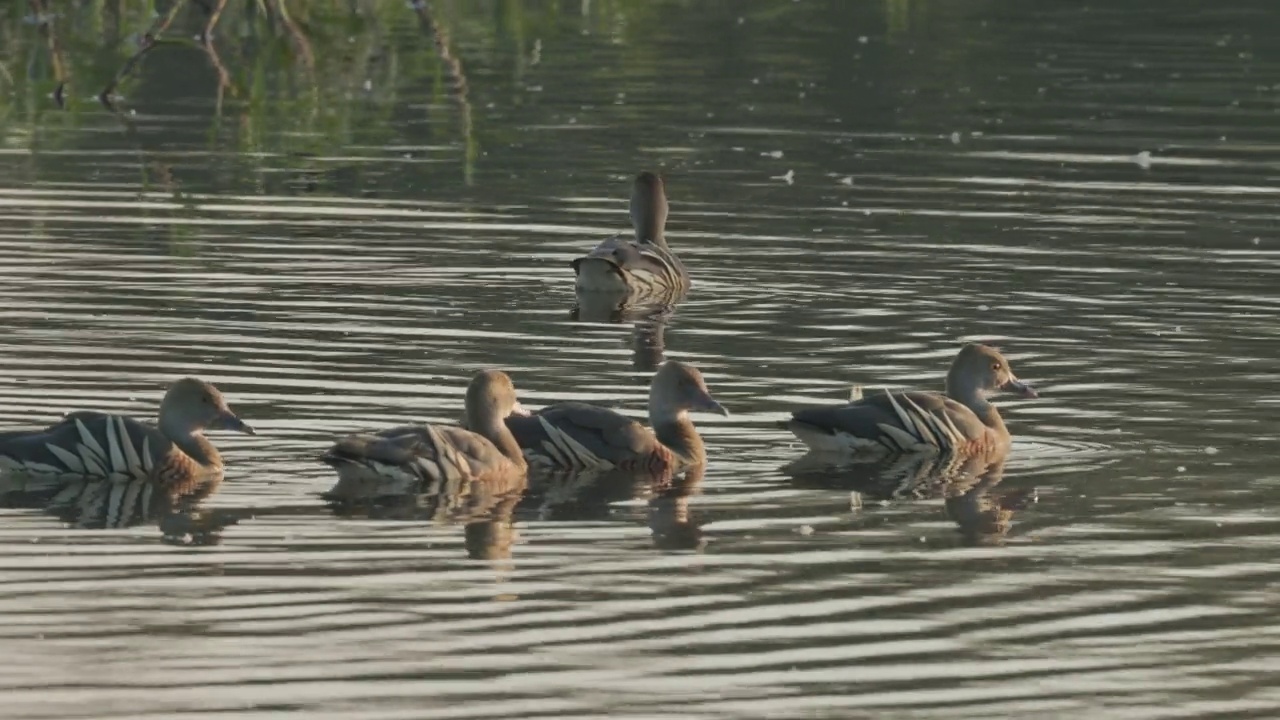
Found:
<box><xmin>785</xmin><ymin>343</ymin><xmax>1037</xmax><ymax>455</ymax></box>
<box><xmin>572</xmin><ymin>171</ymin><xmax>690</xmax><ymax>296</ymax></box>
<box><xmin>0</xmin><ymin>378</ymin><xmax>253</xmax><ymax>492</ymax></box>
<box><xmin>322</xmin><ymin>370</ymin><xmax>528</xmax><ymax>497</ymax></box>
<box><xmin>503</xmin><ymin>360</ymin><xmax>727</xmax><ymax>473</ymax></box>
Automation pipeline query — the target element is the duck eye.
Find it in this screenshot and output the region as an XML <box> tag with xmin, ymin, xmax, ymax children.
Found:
<box><xmin>992</xmin><ymin>363</ymin><xmax>1001</xmax><ymax>371</ymax></box>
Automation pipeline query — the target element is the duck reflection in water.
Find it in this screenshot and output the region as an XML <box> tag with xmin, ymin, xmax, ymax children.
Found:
<box><xmin>943</xmin><ymin>461</ymin><xmax>1036</xmax><ymax>547</ymax></box>
<box><xmin>571</xmin><ymin>292</ymin><xmax>679</xmax><ymax>373</ymax></box>
<box><xmin>1</xmin><ymin>468</ymin><xmax>243</xmax><ymax>545</ymax></box>
<box><xmin>0</xmin><ymin>461</ymin><xmax>244</xmax><ymax>540</ymax></box>
<box><xmin>527</xmin><ymin>464</ymin><xmax>707</xmax><ymax>552</ymax></box>
<box><xmin>528</xmin><ymin>468</ymin><xmax>654</xmax><ymax>522</ymax></box>
<box><xmin>784</xmin><ymin>450</ymin><xmax>1034</xmax><ymax>546</ymax></box>
<box><xmin>648</xmin><ymin>465</ymin><xmax>707</xmax><ymax>552</ymax></box>
<box><xmin>324</xmin><ymin>471</ymin><xmax>528</xmax><ymax>562</ymax></box>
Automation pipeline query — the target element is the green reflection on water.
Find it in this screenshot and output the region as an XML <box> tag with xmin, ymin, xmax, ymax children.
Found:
<box><xmin>1</xmin><ymin>0</ymin><xmax>1013</xmax><ymax>200</ymax></box>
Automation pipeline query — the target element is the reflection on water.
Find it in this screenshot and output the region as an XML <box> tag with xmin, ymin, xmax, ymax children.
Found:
<box><xmin>785</xmin><ymin>451</ymin><xmax>1031</xmax><ymax>546</ymax></box>
<box><xmin>326</xmin><ymin>474</ymin><xmax>526</xmax><ymax>563</ymax></box>
<box><xmin>531</xmin><ymin>465</ymin><xmax>707</xmax><ymax>553</ymax></box>
<box><xmin>3</xmin><ymin>0</ymin><xmax>1280</xmax><ymax>717</ymax></box>
<box><xmin>571</xmin><ymin>290</ymin><xmax>680</xmax><ymax>372</ymax></box>
<box><xmin>647</xmin><ymin>466</ymin><xmax>708</xmax><ymax>552</ymax></box>
<box><xmin>1</xmin><ymin>465</ymin><xmax>234</xmax><ymax>543</ymax></box>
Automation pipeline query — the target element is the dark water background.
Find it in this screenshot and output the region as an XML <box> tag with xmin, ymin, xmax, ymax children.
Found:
<box><xmin>2</xmin><ymin>1</ymin><xmax>1279</xmax><ymax>717</ymax></box>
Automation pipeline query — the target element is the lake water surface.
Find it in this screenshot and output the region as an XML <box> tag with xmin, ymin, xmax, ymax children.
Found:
<box><xmin>2</xmin><ymin>1</ymin><xmax>1280</xmax><ymax>718</ymax></box>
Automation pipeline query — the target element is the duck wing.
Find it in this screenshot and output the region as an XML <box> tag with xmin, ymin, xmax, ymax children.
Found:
<box><xmin>0</xmin><ymin>411</ymin><xmax>173</xmax><ymax>486</ymax></box>
<box><xmin>505</xmin><ymin>402</ymin><xmax>663</xmax><ymax>471</ymax></box>
<box><xmin>323</xmin><ymin>423</ymin><xmax>516</xmax><ymax>497</ymax></box>
<box><xmin>572</xmin><ymin>235</ymin><xmax>689</xmax><ymax>294</ymax></box>
<box><xmin>788</xmin><ymin>391</ymin><xmax>988</xmax><ymax>454</ymax></box>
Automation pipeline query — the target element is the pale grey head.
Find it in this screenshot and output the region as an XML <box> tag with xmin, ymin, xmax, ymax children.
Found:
<box><xmin>649</xmin><ymin>360</ymin><xmax>728</xmax><ymax>421</ymax></box>
<box><xmin>160</xmin><ymin>377</ymin><xmax>255</xmax><ymax>436</ymax></box>
<box><xmin>465</xmin><ymin>370</ymin><xmax>524</xmax><ymax>428</ymax></box>
<box><xmin>945</xmin><ymin>344</ymin><xmax>1037</xmax><ymax>401</ymax></box>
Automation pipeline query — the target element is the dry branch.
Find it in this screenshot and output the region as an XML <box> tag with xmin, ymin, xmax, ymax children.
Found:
<box><xmin>100</xmin><ymin>0</ymin><xmax>190</xmax><ymax>108</ymax></box>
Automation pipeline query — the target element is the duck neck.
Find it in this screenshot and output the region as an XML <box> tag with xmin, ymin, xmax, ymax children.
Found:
<box><xmin>650</xmin><ymin>406</ymin><xmax>704</xmax><ymax>465</ymax></box>
<box><xmin>635</xmin><ymin>225</ymin><xmax>668</xmax><ymax>247</ymax></box>
<box><xmin>169</xmin><ymin>429</ymin><xmax>222</xmax><ymax>469</ymax></box>
<box><xmin>631</xmin><ymin>195</ymin><xmax>669</xmax><ymax>247</ymax></box>
<box><xmin>158</xmin><ymin>408</ymin><xmax>222</xmax><ymax>468</ymax></box>
<box><xmin>949</xmin><ymin>386</ymin><xmax>1006</xmax><ymax>433</ymax></box>
<box><xmin>470</xmin><ymin>413</ymin><xmax>528</xmax><ymax>469</ymax></box>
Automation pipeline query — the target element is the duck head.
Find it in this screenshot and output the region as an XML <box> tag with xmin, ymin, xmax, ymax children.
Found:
<box><xmin>466</xmin><ymin>370</ymin><xmax>524</xmax><ymax>429</ymax></box>
<box><xmin>946</xmin><ymin>344</ymin><xmax>1038</xmax><ymax>400</ymax></box>
<box><xmin>649</xmin><ymin>360</ymin><xmax>728</xmax><ymax>420</ymax></box>
<box><xmin>161</xmin><ymin>378</ymin><xmax>255</xmax><ymax>435</ymax></box>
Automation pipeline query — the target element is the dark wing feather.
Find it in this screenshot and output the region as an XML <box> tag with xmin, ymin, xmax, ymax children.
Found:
<box><xmin>323</xmin><ymin>422</ymin><xmax>514</xmax><ymax>494</ymax></box>
<box><xmin>572</xmin><ymin>236</ymin><xmax>689</xmax><ymax>292</ymax></box>
<box><xmin>430</xmin><ymin>425</ymin><xmax>517</xmax><ymax>470</ymax></box>
<box><xmin>506</xmin><ymin>402</ymin><xmax>659</xmax><ymax>470</ymax></box>
<box><xmin>325</xmin><ymin>428</ymin><xmax>435</xmax><ymax>468</ymax></box>
<box><xmin>326</xmin><ymin>422</ymin><xmax>496</xmax><ymax>465</ymax></box>
<box><xmin>790</xmin><ymin>391</ymin><xmax>985</xmax><ymax>452</ymax></box>
<box><xmin>0</xmin><ymin>411</ymin><xmax>172</xmax><ymax>482</ymax></box>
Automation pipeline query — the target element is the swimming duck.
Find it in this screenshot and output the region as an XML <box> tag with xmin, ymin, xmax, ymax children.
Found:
<box><xmin>504</xmin><ymin>360</ymin><xmax>726</xmax><ymax>472</ymax></box>
<box><xmin>0</xmin><ymin>377</ymin><xmax>253</xmax><ymax>488</ymax></box>
<box><xmin>572</xmin><ymin>171</ymin><xmax>690</xmax><ymax>296</ymax></box>
<box><xmin>323</xmin><ymin>370</ymin><xmax>528</xmax><ymax>497</ymax></box>
<box><xmin>786</xmin><ymin>344</ymin><xmax>1037</xmax><ymax>455</ymax></box>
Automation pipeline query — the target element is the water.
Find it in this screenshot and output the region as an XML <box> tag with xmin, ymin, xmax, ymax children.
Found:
<box><xmin>2</xmin><ymin>1</ymin><xmax>1280</xmax><ymax>717</ymax></box>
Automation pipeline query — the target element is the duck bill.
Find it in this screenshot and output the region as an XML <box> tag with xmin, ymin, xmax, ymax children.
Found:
<box><xmin>509</xmin><ymin>401</ymin><xmax>532</xmax><ymax>418</ymax></box>
<box><xmin>214</xmin><ymin>409</ymin><xmax>256</xmax><ymax>435</ymax></box>
<box><xmin>1001</xmin><ymin>377</ymin><xmax>1038</xmax><ymax>399</ymax></box>
<box><xmin>695</xmin><ymin>392</ymin><xmax>730</xmax><ymax>417</ymax></box>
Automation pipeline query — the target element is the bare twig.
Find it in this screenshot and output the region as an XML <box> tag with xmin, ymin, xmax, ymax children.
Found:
<box><xmin>199</xmin><ymin>0</ymin><xmax>228</xmax><ymax>43</ymax></box>
<box><xmin>29</xmin><ymin>0</ymin><xmax>69</xmax><ymax>107</ymax></box>
<box><xmin>410</xmin><ymin>0</ymin><xmax>476</xmax><ymax>182</ymax></box>
<box><xmin>411</xmin><ymin>1</ymin><xmax>471</xmax><ymax>102</ymax></box>
<box><xmin>100</xmin><ymin>0</ymin><xmax>190</xmax><ymax>108</ymax></box>
<box><xmin>197</xmin><ymin>0</ymin><xmax>235</xmax><ymax>110</ymax></box>
<box><xmin>100</xmin><ymin>0</ymin><xmax>122</xmax><ymax>45</ymax></box>
<box><xmin>273</xmin><ymin>0</ymin><xmax>314</xmax><ymax>70</ymax></box>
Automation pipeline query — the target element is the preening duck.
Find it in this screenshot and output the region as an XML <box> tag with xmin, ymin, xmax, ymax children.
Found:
<box><xmin>572</xmin><ymin>171</ymin><xmax>690</xmax><ymax>297</ymax></box>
